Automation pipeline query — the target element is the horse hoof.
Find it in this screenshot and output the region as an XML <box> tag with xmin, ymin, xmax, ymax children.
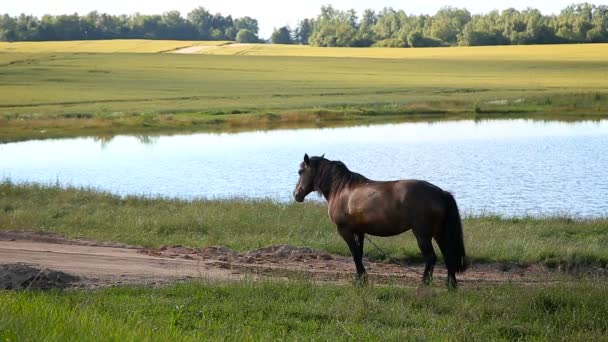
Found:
<box><xmin>353</xmin><ymin>274</ymin><xmax>368</xmax><ymax>287</ymax></box>
<box><xmin>447</xmin><ymin>280</ymin><xmax>458</xmax><ymax>291</ymax></box>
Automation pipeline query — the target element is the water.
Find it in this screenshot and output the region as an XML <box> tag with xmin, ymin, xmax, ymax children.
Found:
<box><xmin>1</xmin><ymin>119</ymin><xmax>607</xmax><ymax>217</ymax></box>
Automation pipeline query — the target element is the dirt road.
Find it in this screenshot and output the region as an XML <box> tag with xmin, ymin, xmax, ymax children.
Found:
<box><xmin>0</xmin><ymin>231</ymin><xmax>568</xmax><ymax>289</ymax></box>
<box><xmin>171</xmin><ymin>45</ymin><xmax>211</xmax><ymax>54</ymax></box>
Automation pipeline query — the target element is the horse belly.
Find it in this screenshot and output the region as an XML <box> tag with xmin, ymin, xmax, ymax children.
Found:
<box><xmin>346</xmin><ymin>189</ymin><xmax>411</xmax><ymax>236</ymax></box>
<box><xmin>359</xmin><ymin>222</ymin><xmax>411</xmax><ymax>237</ymax></box>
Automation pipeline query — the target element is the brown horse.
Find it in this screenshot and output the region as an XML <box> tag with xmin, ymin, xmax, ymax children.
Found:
<box><xmin>293</xmin><ymin>154</ymin><xmax>468</xmax><ymax>288</ymax></box>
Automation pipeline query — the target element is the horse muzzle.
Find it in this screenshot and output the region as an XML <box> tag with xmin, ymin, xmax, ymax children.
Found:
<box><xmin>294</xmin><ymin>188</ymin><xmax>305</xmax><ymax>202</ymax></box>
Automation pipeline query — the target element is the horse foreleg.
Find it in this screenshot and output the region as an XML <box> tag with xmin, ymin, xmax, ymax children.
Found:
<box><xmin>338</xmin><ymin>227</ymin><xmax>367</xmax><ymax>278</ymax></box>
<box><xmin>355</xmin><ymin>231</ymin><xmax>365</xmax><ymax>261</ymax></box>
<box><xmin>416</xmin><ymin>235</ymin><xmax>437</xmax><ymax>285</ymax></box>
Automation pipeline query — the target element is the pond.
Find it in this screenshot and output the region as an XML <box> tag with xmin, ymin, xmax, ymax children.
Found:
<box><xmin>1</xmin><ymin>119</ymin><xmax>607</xmax><ymax>218</ymax></box>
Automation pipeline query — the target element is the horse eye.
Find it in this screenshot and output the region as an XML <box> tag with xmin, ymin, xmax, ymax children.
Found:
<box><xmin>298</xmin><ymin>169</ymin><xmax>303</xmax><ymax>175</ymax></box>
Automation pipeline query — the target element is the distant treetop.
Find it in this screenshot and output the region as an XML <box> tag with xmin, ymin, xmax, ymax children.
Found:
<box><xmin>300</xmin><ymin>3</ymin><xmax>608</xmax><ymax>47</ymax></box>
<box><xmin>1</xmin><ymin>3</ymin><xmax>608</xmax><ymax>47</ymax></box>
<box><xmin>0</xmin><ymin>7</ymin><xmax>259</xmax><ymax>42</ymax></box>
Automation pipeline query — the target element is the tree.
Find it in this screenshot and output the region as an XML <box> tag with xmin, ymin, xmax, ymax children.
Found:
<box><xmin>224</xmin><ymin>26</ymin><xmax>237</xmax><ymax>40</ymax></box>
<box><xmin>235</xmin><ymin>16</ymin><xmax>259</xmax><ymax>35</ymax></box>
<box><xmin>12</xmin><ymin>14</ymin><xmax>41</xmax><ymax>41</ymax></box>
<box><xmin>407</xmin><ymin>30</ymin><xmax>441</xmax><ymax>47</ymax></box>
<box><xmin>160</xmin><ymin>11</ymin><xmax>192</xmax><ymax>40</ymax></box>
<box><xmin>50</xmin><ymin>14</ymin><xmax>81</xmax><ymax>40</ymax></box>
<box><xmin>129</xmin><ymin>14</ymin><xmax>163</xmax><ymax>39</ymax></box>
<box><xmin>294</xmin><ymin>19</ymin><xmax>314</xmax><ymax>45</ymax></box>
<box><xmin>429</xmin><ymin>7</ymin><xmax>471</xmax><ymax>45</ymax></box>
<box><xmin>353</xmin><ymin>9</ymin><xmax>376</xmax><ymax>46</ymax></box>
<box><xmin>187</xmin><ymin>7</ymin><xmax>213</xmax><ymax>39</ymax></box>
<box><xmin>271</xmin><ymin>26</ymin><xmax>293</xmax><ymax>44</ymax></box>
<box><xmin>587</xmin><ymin>5</ymin><xmax>608</xmax><ymax>42</ymax></box>
<box><xmin>373</xmin><ymin>8</ymin><xmax>402</xmax><ymax>40</ymax></box>
<box><xmin>2</xmin><ymin>4</ymin><xmax>607</xmax><ymax>45</ymax></box>
<box><xmin>294</xmin><ymin>18</ymin><xmax>314</xmax><ymax>44</ymax></box>
<box><xmin>309</xmin><ymin>5</ymin><xmax>358</xmax><ymax>47</ymax></box>
<box><xmin>0</xmin><ymin>14</ymin><xmax>17</xmax><ymax>41</ymax></box>
<box><xmin>235</xmin><ymin>28</ymin><xmax>257</xmax><ymax>43</ymax></box>
<box><xmin>458</xmin><ymin>12</ymin><xmax>509</xmax><ymax>46</ymax></box>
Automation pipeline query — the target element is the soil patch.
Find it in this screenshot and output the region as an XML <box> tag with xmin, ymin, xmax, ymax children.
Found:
<box><xmin>0</xmin><ymin>263</ymin><xmax>79</xmax><ymax>290</ymax></box>
<box><xmin>140</xmin><ymin>244</ymin><xmax>559</xmax><ymax>285</ymax></box>
<box><xmin>171</xmin><ymin>45</ymin><xmax>214</xmax><ymax>54</ymax></box>
<box><xmin>1</xmin><ymin>231</ymin><xmax>601</xmax><ymax>289</ymax></box>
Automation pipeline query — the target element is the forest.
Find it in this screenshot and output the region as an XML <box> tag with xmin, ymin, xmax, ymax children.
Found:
<box><xmin>1</xmin><ymin>3</ymin><xmax>607</xmax><ymax>47</ymax></box>
<box><xmin>0</xmin><ymin>7</ymin><xmax>261</xmax><ymax>43</ymax></box>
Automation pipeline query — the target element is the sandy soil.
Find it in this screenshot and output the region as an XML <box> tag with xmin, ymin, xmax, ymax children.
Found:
<box><xmin>171</xmin><ymin>45</ymin><xmax>213</xmax><ymax>54</ymax></box>
<box><xmin>0</xmin><ymin>231</ymin><xmax>578</xmax><ymax>290</ymax></box>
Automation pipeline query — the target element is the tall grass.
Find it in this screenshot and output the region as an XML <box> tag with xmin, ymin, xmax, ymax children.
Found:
<box><xmin>1</xmin><ymin>182</ymin><xmax>607</xmax><ymax>268</ymax></box>
<box><xmin>1</xmin><ymin>280</ymin><xmax>607</xmax><ymax>340</ymax></box>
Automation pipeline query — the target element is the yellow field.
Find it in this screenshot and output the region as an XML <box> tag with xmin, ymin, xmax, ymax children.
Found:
<box><xmin>0</xmin><ymin>40</ymin><xmax>229</xmax><ymax>53</ymax></box>
<box><xmin>192</xmin><ymin>42</ymin><xmax>608</xmax><ymax>61</ymax></box>
<box><xmin>1</xmin><ymin>40</ymin><xmax>606</xmax><ymax>61</ymax></box>
<box><xmin>1</xmin><ymin>39</ymin><xmax>607</xmax><ymax>141</ymax></box>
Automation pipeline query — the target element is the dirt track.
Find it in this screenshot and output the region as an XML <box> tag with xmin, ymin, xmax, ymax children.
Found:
<box><xmin>171</xmin><ymin>45</ymin><xmax>211</xmax><ymax>54</ymax></box>
<box><xmin>0</xmin><ymin>231</ymin><xmax>575</xmax><ymax>289</ymax></box>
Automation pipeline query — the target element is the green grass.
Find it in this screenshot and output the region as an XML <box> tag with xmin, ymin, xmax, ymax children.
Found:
<box><xmin>1</xmin><ymin>280</ymin><xmax>607</xmax><ymax>340</ymax></box>
<box><xmin>1</xmin><ymin>182</ymin><xmax>607</xmax><ymax>269</ymax></box>
<box><xmin>1</xmin><ymin>42</ymin><xmax>608</xmax><ymax>142</ymax></box>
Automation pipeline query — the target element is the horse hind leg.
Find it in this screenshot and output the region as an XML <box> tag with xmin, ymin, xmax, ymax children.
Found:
<box><xmin>415</xmin><ymin>235</ymin><xmax>437</xmax><ymax>285</ymax></box>
<box><xmin>435</xmin><ymin>237</ymin><xmax>458</xmax><ymax>290</ymax></box>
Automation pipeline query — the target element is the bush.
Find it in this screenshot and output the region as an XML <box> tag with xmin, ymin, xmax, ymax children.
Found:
<box><xmin>372</xmin><ymin>38</ymin><xmax>408</xmax><ymax>48</ymax></box>
<box><xmin>235</xmin><ymin>29</ymin><xmax>258</xmax><ymax>43</ymax></box>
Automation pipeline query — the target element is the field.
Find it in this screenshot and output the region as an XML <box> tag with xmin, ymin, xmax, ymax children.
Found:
<box><xmin>0</xmin><ymin>39</ymin><xmax>229</xmax><ymax>53</ymax></box>
<box><xmin>2</xmin><ymin>281</ymin><xmax>607</xmax><ymax>340</ymax></box>
<box><xmin>192</xmin><ymin>42</ymin><xmax>608</xmax><ymax>61</ymax></box>
<box><xmin>1</xmin><ymin>182</ymin><xmax>607</xmax><ymax>268</ymax></box>
<box><xmin>2</xmin><ymin>41</ymin><xmax>608</xmax><ymax>339</ymax></box>
<box><xmin>1</xmin><ymin>41</ymin><xmax>608</xmax><ymax>141</ymax></box>
<box><xmin>1</xmin><ymin>183</ymin><xmax>608</xmax><ymax>340</ymax></box>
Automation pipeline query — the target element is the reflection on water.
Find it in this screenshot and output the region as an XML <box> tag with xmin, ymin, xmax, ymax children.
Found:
<box><xmin>93</xmin><ymin>134</ymin><xmax>159</xmax><ymax>148</ymax></box>
<box><xmin>1</xmin><ymin>119</ymin><xmax>607</xmax><ymax>217</ymax></box>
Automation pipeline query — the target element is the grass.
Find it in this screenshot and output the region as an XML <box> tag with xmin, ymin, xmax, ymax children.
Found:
<box><xmin>1</xmin><ymin>280</ymin><xmax>607</xmax><ymax>340</ymax></box>
<box><xmin>1</xmin><ymin>182</ymin><xmax>607</xmax><ymax>269</ymax></box>
<box><xmin>1</xmin><ymin>42</ymin><xmax>608</xmax><ymax>142</ymax></box>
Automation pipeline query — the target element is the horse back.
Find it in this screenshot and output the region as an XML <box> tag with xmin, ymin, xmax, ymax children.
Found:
<box><xmin>329</xmin><ymin>179</ymin><xmax>446</xmax><ymax>236</ymax></box>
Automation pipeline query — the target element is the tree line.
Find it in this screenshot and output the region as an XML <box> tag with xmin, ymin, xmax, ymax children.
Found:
<box><xmin>272</xmin><ymin>3</ymin><xmax>608</xmax><ymax>47</ymax></box>
<box><xmin>0</xmin><ymin>7</ymin><xmax>260</xmax><ymax>43</ymax></box>
<box><xmin>2</xmin><ymin>3</ymin><xmax>608</xmax><ymax>47</ymax></box>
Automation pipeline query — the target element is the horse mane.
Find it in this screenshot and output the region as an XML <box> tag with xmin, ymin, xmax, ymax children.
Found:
<box><xmin>312</xmin><ymin>157</ymin><xmax>369</xmax><ymax>199</ymax></box>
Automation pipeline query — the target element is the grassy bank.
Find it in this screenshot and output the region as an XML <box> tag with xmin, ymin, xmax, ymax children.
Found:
<box><xmin>1</xmin><ymin>182</ymin><xmax>607</xmax><ymax>269</ymax></box>
<box><xmin>1</xmin><ymin>280</ymin><xmax>607</xmax><ymax>340</ymax></box>
<box><xmin>1</xmin><ymin>42</ymin><xmax>608</xmax><ymax>142</ymax></box>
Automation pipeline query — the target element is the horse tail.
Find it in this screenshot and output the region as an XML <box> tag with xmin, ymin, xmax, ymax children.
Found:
<box><xmin>442</xmin><ymin>191</ymin><xmax>468</xmax><ymax>273</ymax></box>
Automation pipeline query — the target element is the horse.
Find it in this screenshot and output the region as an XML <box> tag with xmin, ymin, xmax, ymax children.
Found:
<box><xmin>293</xmin><ymin>154</ymin><xmax>468</xmax><ymax>288</ymax></box>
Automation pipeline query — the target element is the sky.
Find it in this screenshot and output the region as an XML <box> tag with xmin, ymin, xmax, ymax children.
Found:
<box><xmin>4</xmin><ymin>0</ymin><xmax>607</xmax><ymax>38</ymax></box>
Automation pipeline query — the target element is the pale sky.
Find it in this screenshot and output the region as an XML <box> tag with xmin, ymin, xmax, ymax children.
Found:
<box><xmin>4</xmin><ymin>1</ymin><xmax>607</xmax><ymax>38</ymax></box>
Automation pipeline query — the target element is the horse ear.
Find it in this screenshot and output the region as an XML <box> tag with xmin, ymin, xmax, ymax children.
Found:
<box><xmin>321</xmin><ymin>153</ymin><xmax>325</xmax><ymax>158</ymax></box>
<box><xmin>304</xmin><ymin>153</ymin><xmax>310</xmax><ymax>165</ymax></box>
